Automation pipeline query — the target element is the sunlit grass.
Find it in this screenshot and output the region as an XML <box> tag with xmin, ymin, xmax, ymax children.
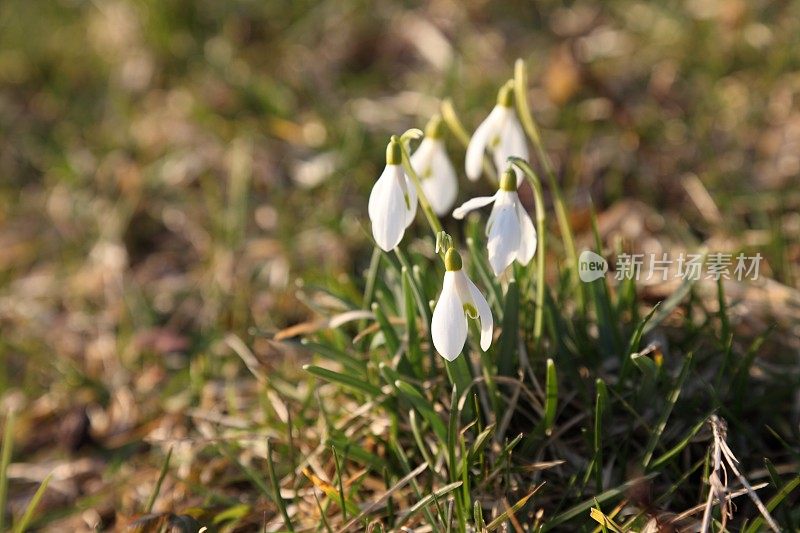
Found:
<box><xmin>0</xmin><ymin>0</ymin><xmax>799</xmax><ymax>530</ymax></box>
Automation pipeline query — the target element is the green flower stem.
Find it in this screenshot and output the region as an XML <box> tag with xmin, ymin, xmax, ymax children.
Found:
<box><xmin>393</xmin><ymin>134</ymin><xmax>443</xmax><ymax>237</ymax></box>
<box><xmin>440</xmin><ymin>99</ymin><xmax>470</xmax><ymax>146</ymax></box>
<box><xmin>440</xmin><ymin>99</ymin><xmax>498</xmax><ymax>184</ymax></box>
<box><xmin>511</xmin><ymin>157</ymin><xmax>546</xmax><ymax>347</ymax></box>
<box><xmin>513</xmin><ymin>58</ymin><xmax>583</xmax><ymax>311</ymax></box>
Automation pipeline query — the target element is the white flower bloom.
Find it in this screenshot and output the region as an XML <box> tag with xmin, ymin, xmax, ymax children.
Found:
<box><xmin>465</xmin><ymin>82</ymin><xmax>528</xmax><ymax>184</ymax></box>
<box><xmin>368</xmin><ymin>139</ymin><xmax>418</xmax><ymax>251</ymax></box>
<box><xmin>452</xmin><ymin>169</ymin><xmax>537</xmax><ymax>276</ymax></box>
<box><xmin>410</xmin><ymin>116</ymin><xmax>457</xmax><ymax>216</ymax></box>
<box><xmin>432</xmin><ymin>248</ymin><xmax>493</xmax><ymax>361</ymax></box>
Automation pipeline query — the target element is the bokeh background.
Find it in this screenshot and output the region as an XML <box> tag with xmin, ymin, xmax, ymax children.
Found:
<box><xmin>1</xmin><ymin>0</ymin><xmax>799</xmax><ymax>529</ymax></box>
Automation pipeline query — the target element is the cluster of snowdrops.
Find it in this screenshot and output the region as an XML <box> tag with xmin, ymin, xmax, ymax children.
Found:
<box><xmin>368</xmin><ymin>79</ymin><xmax>540</xmax><ymax>362</ymax></box>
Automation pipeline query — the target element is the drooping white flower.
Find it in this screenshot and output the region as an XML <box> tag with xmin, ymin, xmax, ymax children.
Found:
<box><xmin>432</xmin><ymin>248</ymin><xmax>494</xmax><ymax>361</ymax></box>
<box><xmin>410</xmin><ymin>115</ymin><xmax>457</xmax><ymax>216</ymax></box>
<box><xmin>368</xmin><ymin>138</ymin><xmax>418</xmax><ymax>251</ymax></box>
<box><xmin>465</xmin><ymin>82</ymin><xmax>528</xmax><ymax>184</ymax></box>
<box><xmin>453</xmin><ymin>169</ymin><xmax>537</xmax><ymax>276</ymax></box>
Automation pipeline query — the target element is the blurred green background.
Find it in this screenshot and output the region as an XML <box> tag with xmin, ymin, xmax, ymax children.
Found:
<box><xmin>1</xmin><ymin>0</ymin><xmax>799</xmax><ymax>529</ymax></box>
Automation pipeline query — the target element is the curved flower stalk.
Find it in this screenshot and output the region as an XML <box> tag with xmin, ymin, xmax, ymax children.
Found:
<box><xmin>432</xmin><ymin>248</ymin><xmax>493</xmax><ymax>361</ymax></box>
<box><xmin>368</xmin><ymin>138</ymin><xmax>418</xmax><ymax>251</ymax></box>
<box><xmin>410</xmin><ymin>115</ymin><xmax>458</xmax><ymax>216</ymax></box>
<box><xmin>453</xmin><ymin>168</ymin><xmax>536</xmax><ymax>276</ymax></box>
<box><xmin>465</xmin><ymin>81</ymin><xmax>529</xmax><ymax>184</ymax></box>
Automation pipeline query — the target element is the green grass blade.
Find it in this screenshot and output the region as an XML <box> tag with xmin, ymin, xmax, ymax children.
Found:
<box><xmin>408</xmin><ymin>410</ymin><xmax>437</xmax><ymax>477</ymax></box>
<box><xmin>473</xmin><ymin>500</ymin><xmax>485</xmax><ymax>530</ymax></box>
<box><xmin>13</xmin><ymin>473</ymin><xmax>52</xmax><ymax>533</ymax></box>
<box><xmin>588</xmin><ymin>275</ymin><xmax>622</xmax><ymax>359</ymax></box>
<box><xmin>620</xmin><ymin>303</ymin><xmax>660</xmax><ymax>381</ymax></box>
<box><xmin>332</xmin><ymin>446</ymin><xmax>348</xmax><ymax>522</ymax></box>
<box><xmin>362</xmin><ymin>246</ymin><xmax>382</xmax><ymax>308</ymax></box>
<box><xmin>304</xmin><ymin>364</ymin><xmax>382</xmax><ymax>397</ymax></box>
<box><xmin>145</xmin><ymin>446</ymin><xmax>172</xmax><ymax>513</ymax></box>
<box><xmin>497</xmin><ymin>279</ymin><xmax>519</xmax><ymax>377</ymax></box>
<box><xmin>266</xmin><ymin>438</ymin><xmax>294</xmax><ymax>532</ymax></box>
<box><xmin>543</xmin><ymin>474</ymin><xmax>657</xmax><ymax>531</ymax></box>
<box><xmin>649</xmin><ymin>418</ymin><xmax>705</xmax><ymax>469</ymax></box>
<box><xmin>302</xmin><ymin>340</ymin><xmax>367</xmax><ymax>375</ymax></box>
<box><xmin>394</xmin><ymin>481</ymin><xmax>463</xmax><ymax>529</ymax></box>
<box><xmin>642</xmin><ymin>353</ymin><xmax>693</xmax><ymax>468</ymax></box>
<box><xmin>395</xmin><ymin>380</ymin><xmax>448</xmax><ymax>443</ymax></box>
<box><xmin>468</xmin><ymin>423</ymin><xmax>496</xmax><ymax>463</ymax></box>
<box><xmin>401</xmin><ymin>267</ymin><xmax>423</xmax><ymax>377</ymax></box>
<box><xmin>642</xmin><ymin>249</ymin><xmax>706</xmax><ymax>335</ymax></box>
<box><xmin>313</xmin><ymin>492</ymin><xmax>334</xmax><ymax>533</ymax></box>
<box><xmin>219</xmin><ymin>442</ymin><xmax>272</xmax><ymax>499</ymax></box>
<box><xmin>445</xmin><ymin>356</ymin><xmax>473</xmax><ymax>412</ymax></box>
<box><xmin>389</xmin><ymin>439</ymin><xmax>440</xmax><ymax>529</ymax></box>
<box><xmin>630</xmin><ymin>352</ymin><xmax>657</xmax><ymax>382</ymax></box>
<box><xmin>372</xmin><ymin>299</ymin><xmax>400</xmax><ymax>356</ymax></box>
<box><xmin>447</xmin><ymin>385</ymin><xmax>460</xmax><ymax>481</ymax></box>
<box><xmin>544</xmin><ymin>358</ymin><xmax>558</xmax><ymax>435</ymax></box>
<box><xmin>594</xmin><ymin>379</ymin><xmax>608</xmax><ymax>493</ymax></box>
<box><xmin>326</xmin><ymin>436</ymin><xmax>387</xmax><ymax>471</ymax></box>
<box><xmin>394</xmin><ymin>249</ymin><xmax>432</xmax><ymax>326</ymax></box>
<box><xmin>0</xmin><ymin>410</ymin><xmax>15</xmax><ymax>533</ymax></box>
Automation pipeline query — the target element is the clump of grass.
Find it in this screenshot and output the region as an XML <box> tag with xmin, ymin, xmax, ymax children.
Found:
<box><xmin>280</xmin><ymin>60</ymin><xmax>800</xmax><ymax>531</ymax></box>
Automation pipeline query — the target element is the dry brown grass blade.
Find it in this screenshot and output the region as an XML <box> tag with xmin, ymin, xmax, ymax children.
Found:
<box><xmin>274</xmin><ymin>310</ymin><xmax>375</xmax><ymax>340</ymax></box>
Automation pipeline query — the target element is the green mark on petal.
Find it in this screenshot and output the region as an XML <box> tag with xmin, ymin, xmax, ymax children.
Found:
<box><xmin>463</xmin><ymin>303</ymin><xmax>478</xmax><ymax>319</ymax></box>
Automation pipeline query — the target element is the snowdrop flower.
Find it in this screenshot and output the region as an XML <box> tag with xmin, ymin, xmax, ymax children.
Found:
<box><xmin>368</xmin><ymin>138</ymin><xmax>418</xmax><ymax>251</ymax></box>
<box><xmin>432</xmin><ymin>248</ymin><xmax>493</xmax><ymax>361</ymax></box>
<box><xmin>453</xmin><ymin>168</ymin><xmax>536</xmax><ymax>276</ymax></box>
<box><xmin>465</xmin><ymin>81</ymin><xmax>528</xmax><ymax>184</ymax></box>
<box><xmin>409</xmin><ymin>115</ymin><xmax>457</xmax><ymax>216</ymax></box>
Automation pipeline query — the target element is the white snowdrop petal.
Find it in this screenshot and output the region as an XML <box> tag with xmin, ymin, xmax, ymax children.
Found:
<box><xmin>453</xmin><ymin>268</ymin><xmax>474</xmax><ymax>308</ymax></box>
<box><xmin>485</xmin><ymin>190</ymin><xmax>513</xmax><ymax>237</ymax></box>
<box><xmin>402</xmin><ymin>170</ymin><xmax>418</xmax><ymax>227</ymax></box>
<box><xmin>516</xmin><ymin>200</ymin><xmax>537</xmax><ymax>265</ymax></box>
<box><xmin>432</xmin><ymin>272</ymin><xmax>468</xmax><ymax>360</ymax></box>
<box><xmin>465</xmin><ymin>106</ymin><xmax>504</xmax><ymax>181</ymax></box>
<box><xmin>486</xmin><ymin>202</ymin><xmax>521</xmax><ymax>276</ymax></box>
<box><xmin>368</xmin><ymin>165</ymin><xmax>408</xmax><ymax>251</ymax></box>
<box><xmin>410</xmin><ymin>138</ymin><xmax>435</xmax><ymax>178</ymax></box>
<box><xmin>464</xmin><ymin>274</ymin><xmax>494</xmax><ymax>351</ymax></box>
<box><xmin>421</xmin><ymin>141</ymin><xmax>458</xmax><ymax>216</ymax></box>
<box><xmin>452</xmin><ymin>194</ymin><xmax>497</xmax><ymax>220</ymax></box>
<box><xmin>495</xmin><ymin>113</ymin><xmax>529</xmax><ymax>184</ymax></box>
